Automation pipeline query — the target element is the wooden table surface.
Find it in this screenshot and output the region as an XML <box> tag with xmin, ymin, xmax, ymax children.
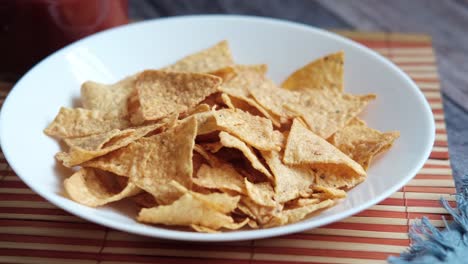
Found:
<box><xmin>129</xmin><ymin>0</ymin><xmax>468</xmax><ymax>188</ymax></box>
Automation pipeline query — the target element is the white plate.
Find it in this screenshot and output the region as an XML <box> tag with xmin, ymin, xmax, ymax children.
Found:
<box><xmin>0</xmin><ymin>15</ymin><xmax>434</xmax><ymax>241</ymax></box>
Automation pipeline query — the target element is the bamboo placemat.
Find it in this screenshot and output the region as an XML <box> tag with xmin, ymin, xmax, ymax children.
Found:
<box><xmin>0</xmin><ymin>32</ymin><xmax>452</xmax><ymax>264</ymax></box>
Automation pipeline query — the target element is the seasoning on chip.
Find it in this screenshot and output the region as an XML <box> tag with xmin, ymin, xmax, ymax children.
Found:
<box><xmin>46</xmin><ymin>41</ymin><xmax>398</xmax><ymax>232</ymax></box>
<box><xmin>81</xmin><ymin>74</ymin><xmax>137</xmax><ymax>116</ymax></box>
<box><xmin>44</xmin><ymin>107</ymin><xmax>130</xmax><ymax>139</ymax></box>
<box><xmin>282</xmin><ymin>51</ymin><xmax>344</xmax><ymax>91</ymax></box>
<box><xmin>328</xmin><ymin>118</ymin><xmax>400</xmax><ymax>170</ymax></box>
<box><xmin>132</xmin><ymin>70</ymin><xmax>222</xmax><ymax>122</ymax></box>
<box><xmin>163</xmin><ymin>40</ymin><xmax>235</xmax><ymax>73</ymax></box>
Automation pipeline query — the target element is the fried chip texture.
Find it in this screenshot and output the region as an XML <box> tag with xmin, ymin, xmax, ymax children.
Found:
<box><xmin>284</xmin><ymin>119</ymin><xmax>366</xmax><ymax>188</ymax></box>
<box><xmin>64</xmin><ymin>168</ymin><xmax>141</xmax><ymax>207</ymax></box>
<box><xmin>44</xmin><ymin>107</ymin><xmax>129</xmax><ymax>139</ymax></box>
<box><xmin>213</xmin><ymin>109</ymin><xmax>278</xmax><ymax>151</ymax></box>
<box><xmin>134</xmin><ymin>70</ymin><xmax>222</xmax><ymax>121</ymax></box>
<box><xmin>282</xmin><ymin>51</ymin><xmax>344</xmax><ymax>91</ymax></box>
<box><xmin>163</xmin><ymin>41</ymin><xmax>234</xmax><ymax>73</ymax></box>
<box><xmin>261</xmin><ymin>150</ymin><xmax>315</xmax><ymax>203</ymax></box>
<box><xmin>219</xmin><ymin>132</ymin><xmax>273</xmax><ymax>179</ymax></box>
<box><xmin>81</xmin><ymin>74</ymin><xmax>137</xmax><ymax>116</ymax></box>
<box><xmin>287</xmin><ymin>90</ymin><xmax>376</xmax><ymax>138</ymax></box>
<box><xmin>84</xmin><ymin>117</ymin><xmax>197</xmax><ymax>204</ymax></box>
<box><xmin>329</xmin><ymin>118</ymin><xmax>400</xmax><ymax>170</ymax></box>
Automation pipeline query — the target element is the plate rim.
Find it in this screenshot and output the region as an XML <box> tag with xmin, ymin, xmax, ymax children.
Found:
<box><xmin>0</xmin><ymin>14</ymin><xmax>435</xmax><ymax>242</ymax></box>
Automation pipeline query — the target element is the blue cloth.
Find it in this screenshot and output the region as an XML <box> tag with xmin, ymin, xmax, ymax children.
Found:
<box><xmin>388</xmin><ymin>180</ymin><xmax>468</xmax><ymax>264</ymax></box>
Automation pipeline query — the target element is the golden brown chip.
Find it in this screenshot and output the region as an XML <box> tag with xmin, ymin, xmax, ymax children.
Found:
<box><xmin>189</xmin><ymin>110</ymin><xmax>219</xmax><ymax>135</ymax></box>
<box><xmin>329</xmin><ymin>118</ymin><xmax>400</xmax><ymax>170</ymax></box>
<box><xmin>213</xmin><ymin>109</ymin><xmax>279</xmax><ymax>151</ymax></box>
<box><xmin>194</xmin><ymin>164</ymin><xmax>246</xmax><ymax>194</ymax></box>
<box><xmin>283</xmin><ymin>119</ymin><xmax>366</xmax><ymax>189</ymax></box>
<box><xmin>244</xmin><ymin>179</ymin><xmax>276</xmax><ymax>207</ymax></box>
<box><xmin>57</xmin><ymin>120</ymin><xmax>170</xmax><ymax>167</ymax></box>
<box><xmin>133</xmin><ymin>70</ymin><xmax>222</xmax><ymax>122</ymax></box>
<box><xmin>265</xmin><ymin>199</ymin><xmax>334</xmax><ymax>227</ymax></box>
<box><xmin>282</xmin><ymin>51</ymin><xmax>344</xmax><ymax>92</ymax></box>
<box><xmin>312</xmin><ymin>185</ymin><xmax>347</xmax><ymax>199</ymax></box>
<box><xmin>238</xmin><ymin>197</ymin><xmax>279</xmax><ymax>225</ymax></box>
<box><xmin>190</xmin><ymin>225</ymin><xmax>219</xmax><ymax>233</ymax></box>
<box><xmin>84</xmin><ymin>117</ymin><xmax>197</xmax><ymax>204</ymax></box>
<box><xmin>220</xmin><ymin>92</ymin><xmax>281</xmax><ymax>127</ymax></box>
<box><xmin>218</xmin><ymin>132</ymin><xmax>273</xmax><ymax>180</ymax></box>
<box><xmin>163</xmin><ymin>41</ymin><xmax>234</xmax><ymax>73</ymax></box>
<box><xmin>285</xmin><ymin>89</ymin><xmax>376</xmax><ymax>138</ymax></box>
<box><xmin>261</xmin><ymin>150</ymin><xmax>315</xmax><ymax>203</ymax></box>
<box><xmin>138</xmin><ymin>193</ymin><xmax>235</xmax><ymax>230</ymax></box>
<box><xmin>44</xmin><ymin>107</ymin><xmax>130</xmax><ymax>139</ymax></box>
<box><xmin>138</xmin><ymin>182</ymin><xmax>245</xmax><ymax>230</ymax></box>
<box><xmin>64</xmin><ymin>168</ymin><xmax>141</xmax><ymax>207</ymax></box>
<box><xmin>221</xmin><ymin>64</ymin><xmax>268</xmax><ymax>97</ymax></box>
<box><xmin>248</xmin><ymin>78</ymin><xmax>300</xmax><ymax>121</ymax></box>
<box><xmin>208</xmin><ymin>66</ymin><xmax>237</xmax><ymax>82</ymax></box>
<box><xmin>81</xmin><ymin>74</ymin><xmax>137</xmax><ymax>116</ymax></box>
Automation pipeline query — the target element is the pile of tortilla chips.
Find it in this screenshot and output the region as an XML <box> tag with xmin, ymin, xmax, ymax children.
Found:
<box><xmin>45</xmin><ymin>41</ymin><xmax>399</xmax><ymax>232</ymax></box>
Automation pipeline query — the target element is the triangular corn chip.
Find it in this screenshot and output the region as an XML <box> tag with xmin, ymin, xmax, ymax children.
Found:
<box><xmin>57</xmin><ymin>119</ymin><xmax>171</xmax><ymax>167</ymax></box>
<box><xmin>213</xmin><ymin>109</ymin><xmax>279</xmax><ymax>151</ymax></box>
<box><xmin>133</xmin><ymin>70</ymin><xmax>221</xmax><ymax>121</ymax></box>
<box><xmin>284</xmin><ymin>89</ymin><xmax>376</xmax><ymax>138</ymax></box>
<box><xmin>219</xmin><ymin>132</ymin><xmax>273</xmax><ymax>180</ymax></box>
<box><xmin>244</xmin><ymin>179</ymin><xmax>276</xmax><ymax>207</ymax></box>
<box><xmin>64</xmin><ymin>168</ymin><xmax>141</xmax><ymax>207</ymax></box>
<box><xmin>81</xmin><ymin>74</ymin><xmax>136</xmax><ymax>116</ymax></box>
<box><xmin>329</xmin><ymin>118</ymin><xmax>400</xmax><ymax>170</ymax></box>
<box><xmin>261</xmin><ymin>150</ymin><xmax>315</xmax><ymax>203</ymax></box>
<box><xmin>163</xmin><ymin>41</ymin><xmax>234</xmax><ymax>73</ymax></box>
<box><xmin>282</xmin><ymin>51</ymin><xmax>344</xmax><ymax>92</ymax></box>
<box><xmin>284</xmin><ymin>119</ymin><xmax>366</xmax><ymax>188</ymax></box>
<box><xmin>44</xmin><ymin>107</ymin><xmax>130</xmax><ymax>139</ymax></box>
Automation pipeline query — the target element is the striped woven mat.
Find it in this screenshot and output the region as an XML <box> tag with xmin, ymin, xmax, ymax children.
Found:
<box><xmin>0</xmin><ymin>32</ymin><xmax>452</xmax><ymax>264</ymax></box>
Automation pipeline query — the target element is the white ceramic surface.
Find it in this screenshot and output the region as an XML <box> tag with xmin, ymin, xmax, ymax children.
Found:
<box><xmin>0</xmin><ymin>15</ymin><xmax>435</xmax><ymax>241</ymax></box>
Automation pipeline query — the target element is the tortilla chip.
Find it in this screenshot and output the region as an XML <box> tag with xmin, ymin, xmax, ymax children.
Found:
<box><xmin>221</xmin><ymin>64</ymin><xmax>268</xmax><ymax>97</ymax></box>
<box><xmin>191</xmin><ymin>225</ymin><xmax>219</xmax><ymax>233</ymax></box>
<box><xmin>189</xmin><ymin>110</ymin><xmax>219</xmax><ymax>135</ymax></box>
<box><xmin>265</xmin><ymin>199</ymin><xmax>334</xmax><ymax>227</ymax></box>
<box><xmin>220</xmin><ymin>92</ymin><xmax>281</xmax><ymax>127</ymax></box>
<box><xmin>84</xmin><ymin>117</ymin><xmax>197</xmax><ymax>204</ymax></box>
<box><xmin>134</xmin><ymin>70</ymin><xmax>221</xmax><ymax>121</ymax></box>
<box><xmin>285</xmin><ymin>89</ymin><xmax>376</xmax><ymax>138</ymax></box>
<box><xmin>248</xmin><ymin>78</ymin><xmax>300</xmax><ymax>121</ymax></box>
<box><xmin>244</xmin><ymin>179</ymin><xmax>276</xmax><ymax>207</ymax></box>
<box><xmin>213</xmin><ymin>109</ymin><xmax>278</xmax><ymax>151</ymax></box>
<box><xmin>218</xmin><ymin>132</ymin><xmax>273</xmax><ymax>180</ymax></box>
<box><xmin>57</xmin><ymin>120</ymin><xmax>169</xmax><ymax>167</ymax></box>
<box><xmin>81</xmin><ymin>74</ymin><xmax>136</xmax><ymax>116</ymax></box>
<box><xmin>261</xmin><ymin>150</ymin><xmax>315</xmax><ymax>203</ymax></box>
<box><xmin>238</xmin><ymin>197</ymin><xmax>282</xmax><ymax>225</ymax></box>
<box><xmin>138</xmin><ymin>193</ymin><xmax>237</xmax><ymax>230</ymax></box>
<box><xmin>312</xmin><ymin>185</ymin><xmax>347</xmax><ymax>199</ymax></box>
<box><xmin>44</xmin><ymin>107</ymin><xmax>130</xmax><ymax>139</ymax></box>
<box><xmin>286</xmin><ymin>198</ymin><xmax>321</xmax><ymax>208</ymax></box>
<box><xmin>283</xmin><ymin>119</ymin><xmax>366</xmax><ymax>189</ymax></box>
<box><xmin>194</xmin><ymin>163</ymin><xmax>246</xmax><ymax>194</ymax></box>
<box><xmin>208</xmin><ymin>66</ymin><xmax>237</xmax><ymax>82</ymax></box>
<box><xmin>329</xmin><ymin>118</ymin><xmax>400</xmax><ymax>170</ymax></box>
<box><xmin>163</xmin><ymin>41</ymin><xmax>234</xmax><ymax>73</ymax></box>
<box><xmin>282</xmin><ymin>51</ymin><xmax>344</xmax><ymax>92</ymax></box>
<box><xmin>64</xmin><ymin>168</ymin><xmax>141</xmax><ymax>207</ymax></box>
<box><xmin>138</xmin><ymin>182</ymin><xmax>244</xmax><ymax>230</ymax></box>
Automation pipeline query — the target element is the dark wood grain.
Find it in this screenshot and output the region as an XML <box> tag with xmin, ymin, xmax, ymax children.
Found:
<box><xmin>129</xmin><ymin>0</ymin><xmax>352</xmax><ymax>28</ymax></box>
